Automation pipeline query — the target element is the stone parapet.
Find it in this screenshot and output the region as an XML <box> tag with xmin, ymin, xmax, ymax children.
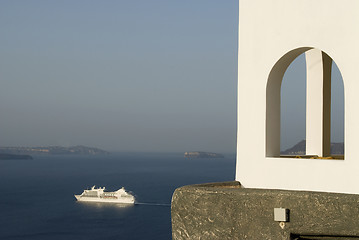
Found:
<box><xmin>171</xmin><ymin>181</ymin><xmax>359</xmax><ymax>239</ymax></box>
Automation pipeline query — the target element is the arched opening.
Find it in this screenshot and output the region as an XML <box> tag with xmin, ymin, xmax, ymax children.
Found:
<box><xmin>280</xmin><ymin>53</ymin><xmax>306</xmax><ymax>154</ymax></box>
<box><xmin>266</xmin><ymin>47</ymin><xmax>344</xmax><ymax>159</ymax></box>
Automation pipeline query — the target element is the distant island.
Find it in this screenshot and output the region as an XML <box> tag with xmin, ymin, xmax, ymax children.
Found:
<box><xmin>281</xmin><ymin>140</ymin><xmax>344</xmax><ymax>155</ymax></box>
<box><xmin>184</xmin><ymin>151</ymin><xmax>224</xmax><ymax>159</ymax></box>
<box><xmin>0</xmin><ymin>145</ymin><xmax>109</xmax><ymax>155</ymax></box>
<box><xmin>0</xmin><ymin>153</ymin><xmax>33</xmax><ymax>160</ymax></box>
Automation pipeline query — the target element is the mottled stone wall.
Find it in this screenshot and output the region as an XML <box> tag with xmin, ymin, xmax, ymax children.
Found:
<box><xmin>171</xmin><ymin>182</ymin><xmax>359</xmax><ymax>240</ymax></box>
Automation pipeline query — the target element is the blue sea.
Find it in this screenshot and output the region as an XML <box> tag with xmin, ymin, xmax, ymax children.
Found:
<box><xmin>0</xmin><ymin>153</ymin><xmax>235</xmax><ymax>240</ymax></box>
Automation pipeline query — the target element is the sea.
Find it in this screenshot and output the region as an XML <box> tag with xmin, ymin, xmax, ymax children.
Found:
<box><xmin>0</xmin><ymin>152</ymin><xmax>235</xmax><ymax>240</ymax></box>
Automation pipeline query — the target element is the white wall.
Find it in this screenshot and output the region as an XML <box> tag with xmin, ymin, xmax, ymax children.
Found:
<box><xmin>236</xmin><ymin>0</ymin><xmax>359</xmax><ymax>194</ymax></box>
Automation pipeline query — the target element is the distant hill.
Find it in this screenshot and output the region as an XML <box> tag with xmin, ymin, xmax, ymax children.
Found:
<box><xmin>281</xmin><ymin>140</ymin><xmax>344</xmax><ymax>155</ymax></box>
<box><xmin>0</xmin><ymin>146</ymin><xmax>109</xmax><ymax>155</ymax></box>
<box><xmin>184</xmin><ymin>151</ymin><xmax>224</xmax><ymax>159</ymax></box>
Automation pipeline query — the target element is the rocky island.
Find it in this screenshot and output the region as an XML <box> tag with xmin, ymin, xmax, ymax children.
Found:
<box><xmin>281</xmin><ymin>140</ymin><xmax>344</xmax><ymax>155</ymax></box>
<box><xmin>184</xmin><ymin>151</ymin><xmax>224</xmax><ymax>159</ymax></box>
<box><xmin>0</xmin><ymin>145</ymin><xmax>108</xmax><ymax>155</ymax></box>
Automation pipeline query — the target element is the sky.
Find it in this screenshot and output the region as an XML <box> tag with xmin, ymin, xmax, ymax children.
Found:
<box><xmin>0</xmin><ymin>1</ymin><xmax>344</xmax><ymax>153</ymax></box>
<box><xmin>0</xmin><ymin>0</ymin><xmax>238</xmax><ymax>153</ymax></box>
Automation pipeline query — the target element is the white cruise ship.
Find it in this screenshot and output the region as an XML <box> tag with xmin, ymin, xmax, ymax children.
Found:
<box><xmin>75</xmin><ymin>186</ymin><xmax>135</xmax><ymax>204</ymax></box>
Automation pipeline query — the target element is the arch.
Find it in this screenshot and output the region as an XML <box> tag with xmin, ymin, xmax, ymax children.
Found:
<box><xmin>266</xmin><ymin>47</ymin><xmax>344</xmax><ymax>158</ymax></box>
<box><xmin>266</xmin><ymin>47</ymin><xmax>312</xmax><ymax>157</ymax></box>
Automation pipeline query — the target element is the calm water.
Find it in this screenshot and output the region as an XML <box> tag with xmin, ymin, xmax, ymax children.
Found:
<box><xmin>0</xmin><ymin>153</ymin><xmax>235</xmax><ymax>240</ymax></box>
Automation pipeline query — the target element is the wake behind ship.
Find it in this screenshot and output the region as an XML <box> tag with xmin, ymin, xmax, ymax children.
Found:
<box><xmin>75</xmin><ymin>186</ymin><xmax>135</xmax><ymax>204</ymax></box>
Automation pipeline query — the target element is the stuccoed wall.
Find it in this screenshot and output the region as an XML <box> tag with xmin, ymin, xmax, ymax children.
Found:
<box><xmin>171</xmin><ymin>182</ymin><xmax>359</xmax><ymax>240</ymax></box>
<box><xmin>236</xmin><ymin>0</ymin><xmax>359</xmax><ymax>194</ymax></box>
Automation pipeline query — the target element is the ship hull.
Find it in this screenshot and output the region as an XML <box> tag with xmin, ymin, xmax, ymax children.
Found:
<box><xmin>74</xmin><ymin>196</ymin><xmax>135</xmax><ymax>204</ymax></box>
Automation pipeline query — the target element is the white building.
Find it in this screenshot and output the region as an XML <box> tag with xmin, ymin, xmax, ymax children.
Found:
<box><xmin>236</xmin><ymin>0</ymin><xmax>359</xmax><ymax>194</ymax></box>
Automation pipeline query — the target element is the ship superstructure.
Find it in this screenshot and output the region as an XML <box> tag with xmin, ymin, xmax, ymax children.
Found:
<box><xmin>75</xmin><ymin>186</ymin><xmax>135</xmax><ymax>204</ymax></box>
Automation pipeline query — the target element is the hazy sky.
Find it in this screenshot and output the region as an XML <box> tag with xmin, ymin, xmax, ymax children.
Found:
<box><xmin>0</xmin><ymin>0</ymin><xmax>238</xmax><ymax>153</ymax></box>
<box><xmin>0</xmin><ymin>1</ymin><xmax>344</xmax><ymax>153</ymax></box>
